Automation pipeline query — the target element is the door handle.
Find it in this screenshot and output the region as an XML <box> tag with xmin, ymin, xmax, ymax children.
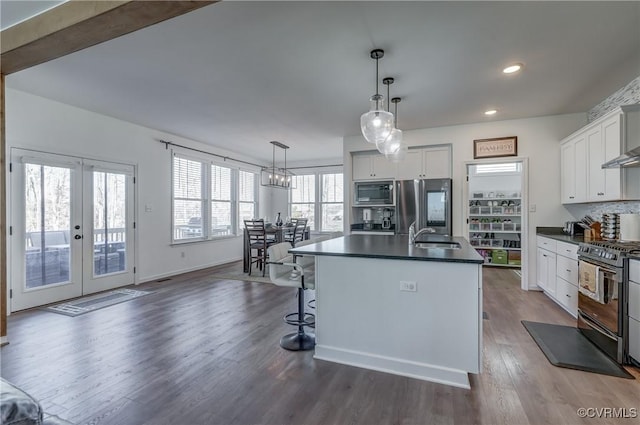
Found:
<box><xmin>74</xmin><ymin>234</ymin><xmax>82</xmax><ymax>240</ymax></box>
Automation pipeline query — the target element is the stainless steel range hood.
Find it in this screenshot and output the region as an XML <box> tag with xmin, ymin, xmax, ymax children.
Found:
<box><xmin>602</xmin><ymin>146</ymin><xmax>640</xmax><ymax>168</ymax></box>
<box><xmin>602</xmin><ymin>105</ymin><xmax>640</xmax><ymax>169</ymax></box>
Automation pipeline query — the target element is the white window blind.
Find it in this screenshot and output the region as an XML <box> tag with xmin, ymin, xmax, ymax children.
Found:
<box><xmin>238</xmin><ymin>170</ymin><xmax>256</xmax><ymax>229</ymax></box>
<box><xmin>211</xmin><ymin>165</ymin><xmax>232</xmax><ymax>236</ymax></box>
<box><xmin>173</xmin><ymin>156</ymin><xmax>203</xmax><ymax>240</ymax></box>
<box><xmin>473</xmin><ymin>162</ymin><xmax>521</xmax><ymax>175</ymax></box>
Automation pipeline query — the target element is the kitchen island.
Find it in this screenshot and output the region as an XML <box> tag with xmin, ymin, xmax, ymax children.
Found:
<box><xmin>290</xmin><ymin>234</ymin><xmax>484</xmax><ymax>389</ymax></box>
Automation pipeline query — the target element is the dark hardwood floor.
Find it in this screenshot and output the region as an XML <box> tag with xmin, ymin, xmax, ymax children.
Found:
<box><xmin>2</xmin><ymin>264</ymin><xmax>638</xmax><ymax>425</ymax></box>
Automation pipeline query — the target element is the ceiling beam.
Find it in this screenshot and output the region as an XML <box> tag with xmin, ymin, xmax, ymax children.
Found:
<box><xmin>1</xmin><ymin>0</ymin><xmax>218</xmax><ymax>75</ymax></box>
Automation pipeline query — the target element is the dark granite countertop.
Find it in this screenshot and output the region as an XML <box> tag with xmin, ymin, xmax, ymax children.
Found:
<box><xmin>290</xmin><ymin>234</ymin><xmax>484</xmax><ymax>264</ymax></box>
<box><xmin>536</xmin><ymin>227</ymin><xmax>584</xmax><ymax>245</ymax></box>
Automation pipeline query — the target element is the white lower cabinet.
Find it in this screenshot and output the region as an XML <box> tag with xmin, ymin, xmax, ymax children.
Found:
<box><xmin>556</xmin><ymin>276</ymin><xmax>578</xmax><ymax>316</ymax></box>
<box><xmin>536</xmin><ymin>246</ymin><xmax>556</xmax><ymax>297</ymax></box>
<box><xmin>536</xmin><ymin>236</ymin><xmax>579</xmax><ymax>317</ymax></box>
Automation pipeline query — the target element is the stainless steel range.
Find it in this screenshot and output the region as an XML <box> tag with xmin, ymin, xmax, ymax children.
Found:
<box><xmin>577</xmin><ymin>241</ymin><xmax>640</xmax><ymax>364</ymax></box>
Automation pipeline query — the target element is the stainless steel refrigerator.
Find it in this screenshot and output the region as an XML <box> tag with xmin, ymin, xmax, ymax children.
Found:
<box><xmin>395</xmin><ymin>178</ymin><xmax>452</xmax><ymax>236</ymax></box>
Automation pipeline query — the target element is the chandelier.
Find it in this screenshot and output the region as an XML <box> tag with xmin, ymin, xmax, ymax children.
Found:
<box><xmin>261</xmin><ymin>141</ymin><xmax>293</xmax><ymax>189</ymax></box>
<box><xmin>360</xmin><ymin>49</ymin><xmax>394</xmax><ymax>145</ymax></box>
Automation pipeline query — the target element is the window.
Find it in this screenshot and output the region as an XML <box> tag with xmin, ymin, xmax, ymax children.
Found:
<box><xmin>211</xmin><ymin>165</ymin><xmax>232</xmax><ymax>236</ymax></box>
<box><xmin>321</xmin><ymin>173</ymin><xmax>343</xmax><ymax>232</ymax></box>
<box><xmin>173</xmin><ymin>156</ymin><xmax>204</xmax><ymax>240</ymax></box>
<box><xmin>472</xmin><ymin>162</ymin><xmax>521</xmax><ymax>176</ymax></box>
<box><xmin>238</xmin><ymin>170</ymin><xmax>257</xmax><ymax>231</ymax></box>
<box><xmin>172</xmin><ymin>152</ymin><xmax>258</xmax><ymax>242</ymax></box>
<box><xmin>290</xmin><ymin>175</ymin><xmax>316</xmax><ymax>230</ymax></box>
<box><xmin>289</xmin><ymin>172</ymin><xmax>343</xmax><ymax>232</ymax></box>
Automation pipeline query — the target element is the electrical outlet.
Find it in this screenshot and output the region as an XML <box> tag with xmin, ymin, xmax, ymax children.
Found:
<box><xmin>529</xmin><ymin>204</ymin><xmax>536</xmax><ymax>213</ymax></box>
<box><xmin>400</xmin><ymin>281</ymin><xmax>417</xmax><ymax>292</ymax></box>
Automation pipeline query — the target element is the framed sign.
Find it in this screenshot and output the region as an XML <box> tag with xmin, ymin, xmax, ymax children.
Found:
<box><xmin>473</xmin><ymin>136</ymin><xmax>518</xmax><ymax>159</ymax></box>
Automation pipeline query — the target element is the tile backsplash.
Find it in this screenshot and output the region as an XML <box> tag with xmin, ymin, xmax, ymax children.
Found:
<box><xmin>564</xmin><ymin>201</ymin><xmax>640</xmax><ymax>222</ymax></box>
<box><xmin>588</xmin><ymin>75</ymin><xmax>640</xmax><ymax>122</ymax></box>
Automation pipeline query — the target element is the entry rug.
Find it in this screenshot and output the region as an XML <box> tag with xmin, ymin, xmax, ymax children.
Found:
<box><xmin>42</xmin><ymin>289</ymin><xmax>152</xmax><ymax>317</ymax></box>
<box><xmin>522</xmin><ymin>321</ymin><xmax>634</xmax><ymax>379</ymax></box>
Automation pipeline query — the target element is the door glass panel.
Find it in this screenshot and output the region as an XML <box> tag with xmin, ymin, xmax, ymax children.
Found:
<box><xmin>93</xmin><ymin>171</ymin><xmax>126</xmax><ymax>276</ymax></box>
<box><xmin>426</xmin><ymin>191</ymin><xmax>446</xmax><ymax>226</ymax></box>
<box><xmin>24</xmin><ymin>164</ymin><xmax>71</xmax><ymax>288</ymax></box>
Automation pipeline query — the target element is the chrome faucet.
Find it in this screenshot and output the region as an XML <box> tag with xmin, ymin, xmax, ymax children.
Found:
<box><xmin>410</xmin><ymin>226</ymin><xmax>436</xmax><ymax>244</ymax></box>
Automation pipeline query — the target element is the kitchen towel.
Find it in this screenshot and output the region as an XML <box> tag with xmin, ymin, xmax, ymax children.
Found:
<box><xmin>579</xmin><ymin>260</ymin><xmax>601</xmax><ymax>303</ymax></box>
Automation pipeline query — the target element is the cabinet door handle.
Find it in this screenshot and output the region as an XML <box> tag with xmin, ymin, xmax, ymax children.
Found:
<box><xmin>566</xmin><ymin>294</ymin><xmax>571</xmax><ymax>298</ymax></box>
<box><xmin>569</xmin><ymin>196</ymin><xmax>575</xmax><ymax>199</ymax></box>
<box><xmin>566</xmin><ymin>269</ymin><xmax>571</xmax><ymax>272</ymax></box>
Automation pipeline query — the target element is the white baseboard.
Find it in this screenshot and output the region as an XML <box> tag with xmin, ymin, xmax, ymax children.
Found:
<box><xmin>138</xmin><ymin>256</ymin><xmax>243</xmax><ymax>284</ymax></box>
<box><xmin>314</xmin><ymin>344</ymin><xmax>471</xmax><ymax>390</ymax></box>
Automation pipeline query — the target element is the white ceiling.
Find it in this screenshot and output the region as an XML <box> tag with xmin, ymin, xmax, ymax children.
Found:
<box><xmin>3</xmin><ymin>1</ymin><xmax>640</xmax><ymax>163</ymax></box>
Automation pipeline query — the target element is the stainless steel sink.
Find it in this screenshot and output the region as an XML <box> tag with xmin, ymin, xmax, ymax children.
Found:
<box><xmin>414</xmin><ymin>242</ymin><xmax>461</xmax><ymax>249</ymax></box>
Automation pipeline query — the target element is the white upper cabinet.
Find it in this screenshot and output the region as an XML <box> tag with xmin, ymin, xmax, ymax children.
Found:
<box><xmin>561</xmin><ymin>141</ymin><xmax>576</xmax><ymax>203</ymax></box>
<box><xmin>393</xmin><ymin>146</ymin><xmax>452</xmax><ymax>180</ymax></box>
<box><xmin>353</xmin><ymin>146</ymin><xmax>452</xmax><ymax>181</ymax></box>
<box><xmin>601</xmin><ymin>114</ymin><xmax>622</xmax><ymax>201</ymax></box>
<box><xmin>560</xmin><ymin>133</ymin><xmax>587</xmax><ymax>203</ymax></box>
<box><xmin>560</xmin><ymin>106</ymin><xmax>640</xmax><ymax>204</ymax></box>
<box><xmin>352</xmin><ymin>152</ymin><xmax>396</xmax><ymax>180</ymax></box>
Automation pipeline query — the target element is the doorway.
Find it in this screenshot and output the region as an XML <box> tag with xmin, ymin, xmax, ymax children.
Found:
<box><xmin>465</xmin><ymin>158</ymin><xmax>528</xmax><ymax>290</ymax></box>
<box><xmin>9</xmin><ymin>149</ymin><xmax>136</xmax><ymax>311</ymax></box>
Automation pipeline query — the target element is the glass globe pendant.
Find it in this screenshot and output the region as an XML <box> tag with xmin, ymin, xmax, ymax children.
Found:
<box><xmin>386</xmin><ymin>97</ymin><xmax>408</xmax><ymax>162</ymax></box>
<box><xmin>376</xmin><ymin>78</ymin><xmax>402</xmax><ymax>155</ymax></box>
<box><xmin>378</xmin><ymin>127</ymin><xmax>403</xmax><ymax>155</ymax></box>
<box><xmin>362</xmin><ymin>95</ymin><xmax>393</xmax><ymax>145</ymax></box>
<box><xmin>360</xmin><ymin>49</ymin><xmax>394</xmax><ymax>144</ymax></box>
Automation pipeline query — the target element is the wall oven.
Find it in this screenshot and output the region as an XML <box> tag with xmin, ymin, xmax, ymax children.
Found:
<box><xmin>353</xmin><ymin>181</ymin><xmax>394</xmax><ymax>206</ymax></box>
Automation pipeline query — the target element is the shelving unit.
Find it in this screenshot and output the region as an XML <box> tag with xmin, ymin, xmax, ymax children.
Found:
<box><xmin>468</xmin><ymin>193</ymin><xmax>522</xmax><ymax>268</ymax></box>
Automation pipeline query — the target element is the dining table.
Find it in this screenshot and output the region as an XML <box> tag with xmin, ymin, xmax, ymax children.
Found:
<box><xmin>242</xmin><ymin>224</ymin><xmax>309</xmax><ymax>273</ymax></box>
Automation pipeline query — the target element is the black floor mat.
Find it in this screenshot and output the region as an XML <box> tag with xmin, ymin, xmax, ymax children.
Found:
<box><xmin>521</xmin><ymin>321</ymin><xmax>634</xmax><ymax>379</ymax></box>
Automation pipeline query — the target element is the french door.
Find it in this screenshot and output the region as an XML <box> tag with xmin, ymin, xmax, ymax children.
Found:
<box><xmin>10</xmin><ymin>149</ymin><xmax>136</xmax><ymax>311</ymax></box>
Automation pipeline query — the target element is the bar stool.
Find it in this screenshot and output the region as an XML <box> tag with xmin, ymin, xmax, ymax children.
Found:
<box><xmin>267</xmin><ymin>242</ymin><xmax>315</xmax><ymax>351</ymax></box>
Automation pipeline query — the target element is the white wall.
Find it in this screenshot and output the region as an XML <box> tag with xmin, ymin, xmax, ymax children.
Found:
<box><xmin>6</xmin><ymin>89</ymin><xmax>270</xmax><ymax>284</ymax></box>
<box><xmin>343</xmin><ymin>113</ymin><xmax>586</xmax><ymax>289</ymax></box>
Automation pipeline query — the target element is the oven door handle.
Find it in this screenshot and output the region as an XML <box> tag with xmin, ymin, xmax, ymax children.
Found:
<box><xmin>578</xmin><ymin>310</ymin><xmax>617</xmax><ymax>340</ymax></box>
<box><xmin>577</xmin><ymin>258</ymin><xmax>618</xmax><ymax>275</ymax></box>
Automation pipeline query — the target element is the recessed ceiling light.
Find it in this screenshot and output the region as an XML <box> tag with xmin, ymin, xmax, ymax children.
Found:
<box><xmin>484</xmin><ymin>109</ymin><xmax>497</xmax><ymax>116</ymax></box>
<box><xmin>503</xmin><ymin>63</ymin><xmax>523</xmax><ymax>74</ymax></box>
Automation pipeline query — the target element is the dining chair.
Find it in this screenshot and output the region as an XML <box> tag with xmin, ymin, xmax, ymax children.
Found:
<box><xmin>284</xmin><ymin>218</ymin><xmax>308</xmax><ymax>246</ymax></box>
<box><xmin>244</xmin><ymin>219</ymin><xmax>275</xmax><ymax>277</ymax></box>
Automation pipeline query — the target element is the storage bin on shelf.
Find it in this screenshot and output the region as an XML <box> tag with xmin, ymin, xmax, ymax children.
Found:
<box><xmin>508</xmin><ymin>251</ymin><xmax>522</xmax><ymax>265</ymax></box>
<box><xmin>492</xmin><ymin>250</ymin><xmax>508</xmax><ymax>264</ymax></box>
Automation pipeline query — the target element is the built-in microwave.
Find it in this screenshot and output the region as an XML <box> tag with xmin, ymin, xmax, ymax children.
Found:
<box><xmin>354</xmin><ymin>181</ymin><xmax>394</xmax><ymax>206</ymax></box>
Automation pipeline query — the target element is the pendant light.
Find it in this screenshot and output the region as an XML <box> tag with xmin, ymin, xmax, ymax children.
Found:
<box><xmin>261</xmin><ymin>141</ymin><xmax>292</xmax><ymax>189</ymax></box>
<box><xmin>387</xmin><ymin>97</ymin><xmax>408</xmax><ymax>162</ymax></box>
<box><xmin>377</xmin><ymin>77</ymin><xmax>403</xmax><ymax>155</ymax></box>
<box><xmin>360</xmin><ymin>49</ymin><xmax>394</xmax><ymax>145</ymax></box>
